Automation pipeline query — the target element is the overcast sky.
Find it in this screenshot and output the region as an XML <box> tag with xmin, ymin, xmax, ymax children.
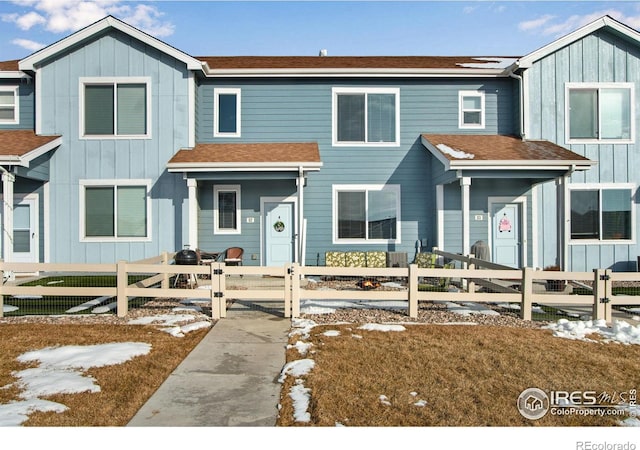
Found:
<box><xmin>1</xmin><ymin>1</ymin><xmax>640</xmax><ymax>61</ymax></box>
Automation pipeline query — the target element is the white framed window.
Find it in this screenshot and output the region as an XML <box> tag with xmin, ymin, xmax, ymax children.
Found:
<box><xmin>214</xmin><ymin>88</ymin><xmax>241</xmax><ymax>137</ymax></box>
<box><xmin>459</xmin><ymin>90</ymin><xmax>485</xmax><ymax>129</ymax></box>
<box><xmin>79</xmin><ymin>179</ymin><xmax>151</xmax><ymax>242</ymax></box>
<box><xmin>0</xmin><ymin>86</ymin><xmax>18</xmax><ymax>124</ymax></box>
<box><xmin>566</xmin><ymin>83</ymin><xmax>634</xmax><ymax>143</ymax></box>
<box><xmin>332</xmin><ymin>87</ymin><xmax>400</xmax><ymax>146</ymax></box>
<box><xmin>569</xmin><ymin>184</ymin><xmax>635</xmax><ymax>243</ymax></box>
<box><xmin>332</xmin><ymin>184</ymin><xmax>401</xmax><ymax>244</ymax></box>
<box><xmin>79</xmin><ymin>77</ymin><xmax>151</xmax><ymax>139</ymax></box>
<box><xmin>214</xmin><ymin>185</ymin><xmax>241</xmax><ymax>234</ymax></box>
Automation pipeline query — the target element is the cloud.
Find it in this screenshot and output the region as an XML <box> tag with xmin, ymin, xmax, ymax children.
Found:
<box><xmin>4</xmin><ymin>0</ymin><xmax>174</xmax><ymax>37</ymax></box>
<box><xmin>12</xmin><ymin>38</ymin><xmax>46</xmax><ymax>51</ymax></box>
<box><xmin>519</xmin><ymin>10</ymin><xmax>640</xmax><ymax>37</ymax></box>
<box><xmin>463</xmin><ymin>6</ymin><xmax>477</xmax><ymax>14</ymax></box>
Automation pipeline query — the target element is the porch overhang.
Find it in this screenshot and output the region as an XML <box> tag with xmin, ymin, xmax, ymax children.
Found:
<box><xmin>167</xmin><ymin>142</ymin><xmax>322</xmax><ymax>174</ymax></box>
<box><xmin>0</xmin><ymin>130</ymin><xmax>62</xmax><ymax>168</ymax></box>
<box><xmin>421</xmin><ymin>134</ymin><xmax>596</xmax><ymax>174</ymax></box>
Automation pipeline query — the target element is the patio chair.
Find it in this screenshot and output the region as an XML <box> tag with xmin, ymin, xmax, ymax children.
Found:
<box><xmin>218</xmin><ymin>247</ymin><xmax>244</xmax><ymax>266</ymax></box>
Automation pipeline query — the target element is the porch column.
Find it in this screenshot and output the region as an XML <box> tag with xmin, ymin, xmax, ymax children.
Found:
<box><xmin>296</xmin><ymin>167</ymin><xmax>304</xmax><ymax>265</ymax></box>
<box><xmin>2</xmin><ymin>169</ymin><xmax>15</xmax><ymax>263</ymax></box>
<box><xmin>460</xmin><ymin>177</ymin><xmax>471</xmax><ymax>256</ymax></box>
<box><xmin>187</xmin><ymin>178</ymin><xmax>198</xmax><ymax>249</ymax></box>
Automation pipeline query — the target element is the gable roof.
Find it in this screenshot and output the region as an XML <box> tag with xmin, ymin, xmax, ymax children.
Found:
<box><xmin>517</xmin><ymin>15</ymin><xmax>640</xmax><ymax>68</ymax></box>
<box><xmin>0</xmin><ymin>59</ymin><xmax>30</xmax><ymax>79</ymax></box>
<box><xmin>19</xmin><ymin>16</ymin><xmax>202</xmax><ymax>71</ymax></box>
<box><xmin>167</xmin><ymin>142</ymin><xmax>322</xmax><ymax>172</ymax></box>
<box><xmin>0</xmin><ymin>130</ymin><xmax>62</xmax><ymax>166</ymax></box>
<box><xmin>421</xmin><ymin>134</ymin><xmax>595</xmax><ymax>171</ymax></box>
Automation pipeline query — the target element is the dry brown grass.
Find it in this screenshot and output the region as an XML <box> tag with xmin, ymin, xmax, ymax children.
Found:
<box><xmin>0</xmin><ymin>323</ymin><xmax>208</xmax><ymax>426</ymax></box>
<box><xmin>277</xmin><ymin>324</ymin><xmax>640</xmax><ymax>427</ymax></box>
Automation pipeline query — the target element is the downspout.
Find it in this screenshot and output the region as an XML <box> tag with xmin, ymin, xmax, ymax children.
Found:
<box><xmin>507</xmin><ymin>64</ymin><xmax>525</xmax><ymax>139</ymax></box>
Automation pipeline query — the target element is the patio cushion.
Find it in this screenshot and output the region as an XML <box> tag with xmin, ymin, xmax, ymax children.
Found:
<box><xmin>325</xmin><ymin>251</ymin><xmax>346</xmax><ymax>267</ymax></box>
<box><xmin>414</xmin><ymin>252</ymin><xmax>438</xmax><ymax>268</ymax></box>
<box><xmin>345</xmin><ymin>251</ymin><xmax>366</xmax><ymax>267</ymax></box>
<box><xmin>366</xmin><ymin>251</ymin><xmax>387</xmax><ymax>268</ymax></box>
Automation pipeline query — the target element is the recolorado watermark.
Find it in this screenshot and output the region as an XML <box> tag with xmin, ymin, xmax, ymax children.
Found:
<box><xmin>575</xmin><ymin>442</ymin><xmax>636</xmax><ymax>450</ymax></box>
<box><xmin>517</xmin><ymin>387</ymin><xmax>637</xmax><ymax>420</ymax></box>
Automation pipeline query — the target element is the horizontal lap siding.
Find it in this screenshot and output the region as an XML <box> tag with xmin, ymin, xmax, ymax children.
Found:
<box><xmin>40</xmin><ymin>30</ymin><xmax>191</xmax><ymax>263</ymax></box>
<box><xmin>529</xmin><ymin>29</ymin><xmax>640</xmax><ymax>271</ymax></box>
<box><xmin>197</xmin><ymin>77</ymin><xmax>516</xmax><ymax>265</ymax></box>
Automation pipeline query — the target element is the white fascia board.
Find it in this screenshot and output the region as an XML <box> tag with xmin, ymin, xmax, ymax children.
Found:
<box><xmin>448</xmin><ymin>160</ymin><xmax>596</xmax><ymax>171</ymax></box>
<box><xmin>204</xmin><ymin>68</ymin><xmax>508</xmax><ymax>78</ymax></box>
<box><xmin>20</xmin><ymin>16</ymin><xmax>202</xmax><ymax>71</ymax></box>
<box><xmin>0</xmin><ymin>72</ymin><xmax>30</xmax><ymax>80</ymax></box>
<box><xmin>421</xmin><ymin>135</ymin><xmax>455</xmax><ymax>169</ymax></box>
<box><xmin>518</xmin><ymin>16</ymin><xmax>640</xmax><ymax>68</ymax></box>
<box><xmin>0</xmin><ymin>136</ymin><xmax>62</xmax><ymax>167</ymax></box>
<box><xmin>167</xmin><ymin>162</ymin><xmax>323</xmax><ymax>172</ymax></box>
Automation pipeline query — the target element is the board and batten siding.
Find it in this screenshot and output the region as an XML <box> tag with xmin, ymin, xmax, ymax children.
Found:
<box><xmin>527</xmin><ymin>29</ymin><xmax>640</xmax><ymax>271</ymax></box>
<box><xmin>196</xmin><ymin>77</ymin><xmax>516</xmax><ymax>264</ymax></box>
<box><xmin>37</xmin><ymin>29</ymin><xmax>191</xmax><ymax>263</ymax></box>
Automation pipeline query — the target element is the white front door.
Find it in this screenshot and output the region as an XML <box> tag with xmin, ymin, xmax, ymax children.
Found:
<box><xmin>3</xmin><ymin>196</ymin><xmax>39</xmax><ymax>263</ymax></box>
<box><xmin>491</xmin><ymin>202</ymin><xmax>521</xmax><ymax>268</ymax></box>
<box><xmin>263</xmin><ymin>201</ymin><xmax>294</xmax><ymax>267</ymax></box>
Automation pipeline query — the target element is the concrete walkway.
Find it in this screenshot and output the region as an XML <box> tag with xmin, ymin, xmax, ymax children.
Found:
<box><xmin>127</xmin><ymin>300</ymin><xmax>290</xmax><ymax>427</ymax></box>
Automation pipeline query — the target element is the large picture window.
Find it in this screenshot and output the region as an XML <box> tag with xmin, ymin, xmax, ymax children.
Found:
<box><xmin>80</xmin><ymin>78</ymin><xmax>150</xmax><ymax>138</ymax></box>
<box><xmin>214</xmin><ymin>88</ymin><xmax>241</xmax><ymax>137</ymax></box>
<box><xmin>0</xmin><ymin>86</ymin><xmax>18</xmax><ymax>124</ymax></box>
<box><xmin>81</xmin><ymin>180</ymin><xmax>150</xmax><ymax>241</ymax></box>
<box><xmin>213</xmin><ymin>185</ymin><xmax>241</xmax><ymax>234</ymax></box>
<box><xmin>570</xmin><ymin>186</ymin><xmax>634</xmax><ymax>241</ymax></box>
<box><xmin>566</xmin><ymin>83</ymin><xmax>634</xmax><ymax>142</ymax></box>
<box><xmin>333</xmin><ymin>185</ymin><xmax>400</xmax><ymax>243</ymax></box>
<box><xmin>332</xmin><ymin>87</ymin><xmax>400</xmax><ymax>146</ymax></box>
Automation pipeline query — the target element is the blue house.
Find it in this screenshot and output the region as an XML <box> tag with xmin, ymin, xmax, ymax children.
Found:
<box><xmin>0</xmin><ymin>15</ymin><xmax>638</xmax><ymax>271</ymax></box>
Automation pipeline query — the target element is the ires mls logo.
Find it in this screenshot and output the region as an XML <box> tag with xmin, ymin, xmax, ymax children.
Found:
<box><xmin>517</xmin><ymin>388</ymin><xmax>550</xmax><ymax>420</ymax></box>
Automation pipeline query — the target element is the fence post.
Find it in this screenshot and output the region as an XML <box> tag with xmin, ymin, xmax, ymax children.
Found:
<box><xmin>291</xmin><ymin>262</ymin><xmax>301</xmax><ymax>318</ymax></box>
<box><xmin>161</xmin><ymin>251</ymin><xmax>169</xmax><ymax>290</ymax></box>
<box><xmin>604</xmin><ymin>269</ymin><xmax>613</xmax><ymax>324</ymax></box>
<box><xmin>219</xmin><ymin>263</ymin><xmax>227</xmax><ymax>318</ymax></box>
<box><xmin>593</xmin><ymin>269</ymin><xmax>606</xmax><ymax>321</ymax></box>
<box><xmin>520</xmin><ymin>267</ymin><xmax>533</xmax><ymax>321</ymax></box>
<box><xmin>408</xmin><ymin>264</ymin><xmax>418</xmax><ymax>318</ymax></box>
<box><xmin>466</xmin><ymin>255</ymin><xmax>475</xmax><ymax>294</ymax></box>
<box><xmin>210</xmin><ymin>262</ymin><xmax>220</xmax><ymax>320</ymax></box>
<box><xmin>0</xmin><ymin>260</ymin><xmax>4</xmax><ymax>318</ymax></box>
<box><xmin>116</xmin><ymin>260</ymin><xmax>128</xmax><ymax>317</ymax></box>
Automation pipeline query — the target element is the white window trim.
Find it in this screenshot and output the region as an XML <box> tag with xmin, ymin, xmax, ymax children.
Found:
<box><xmin>214</xmin><ymin>88</ymin><xmax>241</xmax><ymax>137</ymax></box>
<box><xmin>332</xmin><ymin>184</ymin><xmax>401</xmax><ymax>244</ymax></box>
<box><xmin>565</xmin><ymin>82</ymin><xmax>635</xmax><ymax>144</ymax></box>
<box><xmin>332</xmin><ymin>87</ymin><xmax>400</xmax><ymax>147</ymax></box>
<box><xmin>458</xmin><ymin>90</ymin><xmax>485</xmax><ymax>129</ymax></box>
<box><xmin>0</xmin><ymin>85</ymin><xmax>19</xmax><ymax>124</ymax></box>
<box><xmin>79</xmin><ymin>77</ymin><xmax>152</xmax><ymax>140</ymax></box>
<box><xmin>213</xmin><ymin>184</ymin><xmax>241</xmax><ymax>235</ymax></box>
<box><xmin>567</xmin><ymin>183</ymin><xmax>636</xmax><ymax>245</ymax></box>
<box><xmin>79</xmin><ymin>179</ymin><xmax>152</xmax><ymax>242</ymax></box>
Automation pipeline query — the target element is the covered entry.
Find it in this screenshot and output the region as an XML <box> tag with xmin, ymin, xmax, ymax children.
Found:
<box><xmin>167</xmin><ymin>142</ymin><xmax>322</xmax><ymax>266</ymax></box>
<box><xmin>422</xmin><ymin>134</ymin><xmax>595</xmax><ymax>268</ymax></box>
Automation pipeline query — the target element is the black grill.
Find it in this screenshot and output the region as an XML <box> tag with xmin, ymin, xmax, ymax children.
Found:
<box><xmin>175</xmin><ymin>248</ymin><xmax>198</xmax><ymax>265</ymax></box>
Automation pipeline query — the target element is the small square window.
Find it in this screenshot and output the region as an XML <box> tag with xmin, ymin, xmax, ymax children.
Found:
<box><xmin>0</xmin><ymin>87</ymin><xmax>18</xmax><ymax>124</ymax></box>
<box><xmin>459</xmin><ymin>91</ymin><xmax>485</xmax><ymax>129</ymax></box>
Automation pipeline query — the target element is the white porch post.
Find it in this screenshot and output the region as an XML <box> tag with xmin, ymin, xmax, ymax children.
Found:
<box><xmin>296</xmin><ymin>167</ymin><xmax>304</xmax><ymax>265</ymax></box>
<box><xmin>187</xmin><ymin>178</ymin><xmax>198</xmax><ymax>249</ymax></box>
<box><xmin>436</xmin><ymin>184</ymin><xmax>444</xmax><ymax>250</ymax></box>
<box><xmin>460</xmin><ymin>177</ymin><xmax>471</xmax><ymax>256</ymax></box>
<box><xmin>2</xmin><ymin>170</ymin><xmax>15</xmax><ymax>263</ymax></box>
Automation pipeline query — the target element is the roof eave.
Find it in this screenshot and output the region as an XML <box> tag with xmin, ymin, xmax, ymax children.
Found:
<box><xmin>203</xmin><ymin>68</ymin><xmax>509</xmax><ymax>78</ymax></box>
<box><xmin>167</xmin><ymin>161</ymin><xmax>323</xmax><ymax>172</ymax></box>
<box><xmin>0</xmin><ymin>136</ymin><xmax>62</xmax><ymax>167</ymax></box>
<box><xmin>447</xmin><ymin>160</ymin><xmax>596</xmax><ymax>171</ymax></box>
<box><xmin>0</xmin><ymin>72</ymin><xmax>31</xmax><ymax>79</ymax></box>
<box><xmin>19</xmin><ymin>16</ymin><xmax>202</xmax><ymax>71</ymax></box>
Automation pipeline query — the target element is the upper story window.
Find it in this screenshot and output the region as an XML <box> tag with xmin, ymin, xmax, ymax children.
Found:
<box><xmin>80</xmin><ymin>77</ymin><xmax>151</xmax><ymax>139</ymax></box>
<box><xmin>333</xmin><ymin>184</ymin><xmax>401</xmax><ymax>244</ymax></box>
<box><xmin>459</xmin><ymin>91</ymin><xmax>485</xmax><ymax>129</ymax></box>
<box><xmin>80</xmin><ymin>179</ymin><xmax>151</xmax><ymax>242</ymax></box>
<box><xmin>332</xmin><ymin>87</ymin><xmax>400</xmax><ymax>146</ymax></box>
<box><xmin>0</xmin><ymin>86</ymin><xmax>18</xmax><ymax>124</ymax></box>
<box><xmin>569</xmin><ymin>184</ymin><xmax>634</xmax><ymax>242</ymax></box>
<box><xmin>566</xmin><ymin>83</ymin><xmax>634</xmax><ymax>143</ymax></box>
<box><xmin>213</xmin><ymin>185</ymin><xmax>241</xmax><ymax>234</ymax></box>
<box><xmin>214</xmin><ymin>88</ymin><xmax>241</xmax><ymax>137</ymax></box>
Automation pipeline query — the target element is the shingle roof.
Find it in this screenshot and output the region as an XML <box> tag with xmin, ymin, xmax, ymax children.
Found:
<box><xmin>0</xmin><ymin>60</ymin><xmax>20</xmax><ymax>71</ymax></box>
<box><xmin>197</xmin><ymin>56</ymin><xmax>519</xmax><ymax>71</ymax></box>
<box><xmin>422</xmin><ymin>134</ymin><xmax>591</xmax><ymax>162</ymax></box>
<box><xmin>0</xmin><ymin>130</ymin><xmax>61</xmax><ymax>157</ymax></box>
<box><xmin>168</xmin><ymin>142</ymin><xmax>321</xmax><ymax>169</ymax></box>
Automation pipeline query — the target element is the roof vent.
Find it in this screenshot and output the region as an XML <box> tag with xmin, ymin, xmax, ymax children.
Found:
<box><xmin>319</xmin><ymin>49</ymin><xmax>328</xmax><ymax>57</ymax></box>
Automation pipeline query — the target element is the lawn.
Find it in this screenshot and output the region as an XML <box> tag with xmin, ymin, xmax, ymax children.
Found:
<box><xmin>0</xmin><ymin>323</ymin><xmax>208</xmax><ymax>426</ymax></box>
<box><xmin>277</xmin><ymin>323</ymin><xmax>640</xmax><ymax>427</ymax></box>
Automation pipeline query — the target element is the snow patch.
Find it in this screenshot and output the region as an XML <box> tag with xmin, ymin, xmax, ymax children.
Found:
<box><xmin>436</xmin><ymin>143</ymin><xmax>475</xmax><ymax>159</ymax></box>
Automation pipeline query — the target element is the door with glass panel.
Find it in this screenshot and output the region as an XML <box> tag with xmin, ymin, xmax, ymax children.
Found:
<box><xmin>10</xmin><ymin>196</ymin><xmax>38</xmax><ymax>263</ymax></box>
